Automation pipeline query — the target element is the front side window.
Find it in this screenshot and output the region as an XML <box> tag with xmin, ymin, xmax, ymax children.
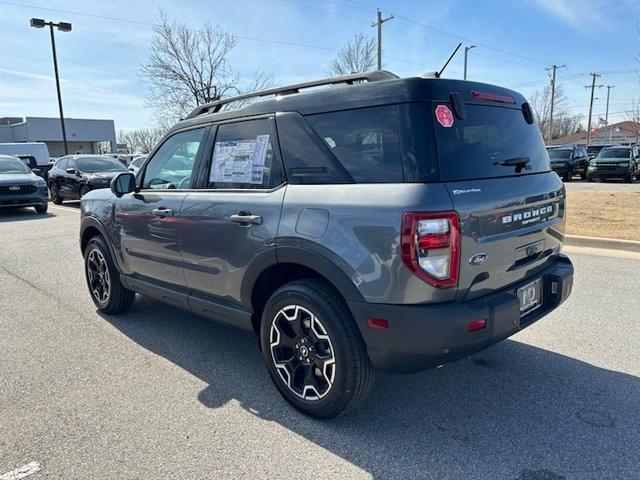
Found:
<box><xmin>305</xmin><ymin>105</ymin><xmax>403</xmax><ymax>183</ymax></box>
<box><xmin>209</xmin><ymin>119</ymin><xmax>278</xmax><ymax>189</ymax></box>
<box><xmin>57</xmin><ymin>158</ymin><xmax>68</xmax><ymax>170</ymax></box>
<box><xmin>142</xmin><ymin>128</ymin><xmax>205</xmax><ymax>189</ymax></box>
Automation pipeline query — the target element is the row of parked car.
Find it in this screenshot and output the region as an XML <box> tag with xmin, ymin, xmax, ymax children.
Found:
<box><xmin>0</xmin><ymin>152</ymin><xmax>148</xmax><ymax>211</ymax></box>
<box><xmin>546</xmin><ymin>143</ymin><xmax>640</xmax><ymax>183</ymax></box>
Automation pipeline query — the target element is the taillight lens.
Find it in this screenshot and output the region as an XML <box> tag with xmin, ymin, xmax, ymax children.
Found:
<box><xmin>401</xmin><ymin>212</ymin><xmax>460</xmax><ymax>288</ymax></box>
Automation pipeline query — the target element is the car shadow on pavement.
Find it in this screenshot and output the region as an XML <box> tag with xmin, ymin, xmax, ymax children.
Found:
<box><xmin>103</xmin><ymin>297</ymin><xmax>640</xmax><ymax>479</ymax></box>
<box><xmin>0</xmin><ymin>208</ymin><xmax>55</xmax><ymax>222</ymax></box>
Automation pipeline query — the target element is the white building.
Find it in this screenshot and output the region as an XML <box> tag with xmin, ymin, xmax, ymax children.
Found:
<box><xmin>0</xmin><ymin>116</ymin><xmax>117</xmax><ymax>156</ymax></box>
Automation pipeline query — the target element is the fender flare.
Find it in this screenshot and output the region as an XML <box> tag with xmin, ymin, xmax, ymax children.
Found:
<box><xmin>241</xmin><ymin>243</ymin><xmax>365</xmax><ymax>306</ymax></box>
<box><xmin>79</xmin><ymin>216</ymin><xmax>125</xmax><ymax>273</ymax></box>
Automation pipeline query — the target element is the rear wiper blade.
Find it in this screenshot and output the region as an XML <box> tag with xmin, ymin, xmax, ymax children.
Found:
<box><xmin>493</xmin><ymin>157</ymin><xmax>530</xmax><ymax>167</ymax></box>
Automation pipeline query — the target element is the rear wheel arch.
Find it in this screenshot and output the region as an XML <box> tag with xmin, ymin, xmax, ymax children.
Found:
<box><xmin>247</xmin><ymin>251</ymin><xmax>364</xmax><ymax>336</ymax></box>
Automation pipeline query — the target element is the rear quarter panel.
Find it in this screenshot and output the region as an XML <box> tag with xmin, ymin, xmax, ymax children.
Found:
<box><xmin>279</xmin><ymin>183</ymin><xmax>455</xmax><ymax>304</ymax></box>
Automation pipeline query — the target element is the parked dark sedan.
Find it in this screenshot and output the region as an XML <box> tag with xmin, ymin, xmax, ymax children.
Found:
<box><xmin>48</xmin><ymin>155</ymin><xmax>128</xmax><ymax>204</ymax></box>
<box><xmin>0</xmin><ymin>154</ymin><xmax>48</xmax><ymax>213</ymax></box>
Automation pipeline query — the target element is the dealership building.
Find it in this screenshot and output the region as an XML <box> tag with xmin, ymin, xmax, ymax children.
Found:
<box><xmin>0</xmin><ymin>116</ymin><xmax>117</xmax><ymax>156</ymax></box>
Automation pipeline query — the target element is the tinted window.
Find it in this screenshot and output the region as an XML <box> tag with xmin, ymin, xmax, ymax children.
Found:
<box><xmin>434</xmin><ymin>104</ymin><xmax>549</xmax><ymax>181</ymax></box>
<box><xmin>598</xmin><ymin>148</ymin><xmax>631</xmax><ymax>159</ymax></box>
<box><xmin>547</xmin><ymin>149</ymin><xmax>572</xmax><ymax>160</ymax></box>
<box><xmin>57</xmin><ymin>158</ymin><xmax>68</xmax><ymax>170</ymax></box>
<box><xmin>209</xmin><ymin>119</ymin><xmax>280</xmax><ymax>189</ymax></box>
<box><xmin>76</xmin><ymin>157</ymin><xmax>127</xmax><ymax>173</ymax></box>
<box><xmin>277</xmin><ymin>112</ymin><xmax>350</xmax><ymax>184</ymax></box>
<box><xmin>142</xmin><ymin>128</ymin><xmax>205</xmax><ymax>189</ymax></box>
<box><xmin>305</xmin><ymin>105</ymin><xmax>403</xmax><ymax>183</ymax></box>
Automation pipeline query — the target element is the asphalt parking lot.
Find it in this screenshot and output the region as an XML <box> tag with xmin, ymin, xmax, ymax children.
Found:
<box><xmin>1</xmin><ymin>203</ymin><xmax>639</xmax><ymax>480</ymax></box>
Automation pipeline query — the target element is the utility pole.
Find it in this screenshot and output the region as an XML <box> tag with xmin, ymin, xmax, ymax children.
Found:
<box><xmin>545</xmin><ymin>64</ymin><xmax>565</xmax><ymax>144</ymax></box>
<box><xmin>30</xmin><ymin>18</ymin><xmax>72</xmax><ymax>155</ymax></box>
<box><xmin>605</xmin><ymin>85</ymin><xmax>614</xmax><ymax>143</ymax></box>
<box><xmin>585</xmin><ymin>73</ymin><xmax>603</xmax><ymax>146</ymax></box>
<box><xmin>463</xmin><ymin>45</ymin><xmax>476</xmax><ymax>80</ymax></box>
<box><xmin>371</xmin><ymin>9</ymin><xmax>394</xmax><ymax>71</ymax></box>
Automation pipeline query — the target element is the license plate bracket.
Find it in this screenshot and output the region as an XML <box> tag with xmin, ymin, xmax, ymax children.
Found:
<box><xmin>517</xmin><ymin>279</ymin><xmax>542</xmax><ymax>316</ymax></box>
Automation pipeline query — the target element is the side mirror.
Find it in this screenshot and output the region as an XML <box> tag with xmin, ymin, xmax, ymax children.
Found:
<box><xmin>111</xmin><ymin>172</ymin><xmax>136</xmax><ymax>197</ymax></box>
<box><xmin>32</xmin><ymin>168</ymin><xmax>42</xmax><ymax>177</ymax></box>
<box><xmin>65</xmin><ymin>167</ymin><xmax>76</xmax><ymax>174</ymax></box>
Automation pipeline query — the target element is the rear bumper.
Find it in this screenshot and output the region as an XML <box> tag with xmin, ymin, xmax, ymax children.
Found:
<box><xmin>348</xmin><ymin>255</ymin><xmax>574</xmax><ymax>373</ymax></box>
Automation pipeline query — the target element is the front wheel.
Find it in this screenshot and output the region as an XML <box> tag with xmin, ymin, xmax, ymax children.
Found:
<box><xmin>50</xmin><ymin>182</ymin><xmax>63</xmax><ymax>204</ymax></box>
<box><xmin>80</xmin><ymin>184</ymin><xmax>90</xmax><ymax>197</ymax></box>
<box><xmin>34</xmin><ymin>203</ymin><xmax>48</xmax><ymax>214</ymax></box>
<box><xmin>260</xmin><ymin>279</ymin><xmax>374</xmax><ymax>419</ymax></box>
<box><xmin>563</xmin><ymin>170</ymin><xmax>572</xmax><ymax>182</ymax></box>
<box><xmin>84</xmin><ymin>235</ymin><xmax>135</xmax><ymax>314</ymax></box>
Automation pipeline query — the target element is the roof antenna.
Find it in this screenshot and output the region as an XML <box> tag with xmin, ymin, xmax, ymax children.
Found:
<box><xmin>436</xmin><ymin>42</ymin><xmax>462</xmax><ymax>78</ymax></box>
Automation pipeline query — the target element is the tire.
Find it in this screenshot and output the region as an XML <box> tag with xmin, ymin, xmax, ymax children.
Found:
<box><xmin>563</xmin><ymin>170</ymin><xmax>572</xmax><ymax>182</ymax></box>
<box><xmin>50</xmin><ymin>182</ymin><xmax>63</xmax><ymax>204</ymax></box>
<box><xmin>84</xmin><ymin>235</ymin><xmax>135</xmax><ymax>314</ymax></box>
<box><xmin>80</xmin><ymin>184</ymin><xmax>90</xmax><ymax>198</ymax></box>
<box><xmin>580</xmin><ymin>171</ymin><xmax>587</xmax><ymax>180</ymax></box>
<box><xmin>34</xmin><ymin>203</ymin><xmax>48</xmax><ymax>214</ymax></box>
<box><xmin>260</xmin><ymin>279</ymin><xmax>374</xmax><ymax>419</ymax></box>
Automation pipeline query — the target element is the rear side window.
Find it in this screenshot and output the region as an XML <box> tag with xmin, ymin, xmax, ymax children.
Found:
<box><xmin>434</xmin><ymin>104</ymin><xmax>549</xmax><ymax>181</ymax></box>
<box><xmin>57</xmin><ymin>158</ymin><xmax>67</xmax><ymax>170</ymax></box>
<box><xmin>305</xmin><ymin>105</ymin><xmax>404</xmax><ymax>183</ymax></box>
<box><xmin>209</xmin><ymin>119</ymin><xmax>281</xmax><ymax>189</ymax></box>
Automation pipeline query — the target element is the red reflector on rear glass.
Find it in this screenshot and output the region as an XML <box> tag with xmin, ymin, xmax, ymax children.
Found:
<box><xmin>367</xmin><ymin>318</ymin><xmax>389</xmax><ymax>330</ymax></box>
<box><xmin>472</xmin><ymin>91</ymin><xmax>515</xmax><ymax>104</ymax></box>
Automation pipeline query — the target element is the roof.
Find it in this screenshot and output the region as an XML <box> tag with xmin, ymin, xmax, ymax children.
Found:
<box><xmin>171</xmin><ymin>72</ymin><xmax>528</xmax><ymax>133</ymax></box>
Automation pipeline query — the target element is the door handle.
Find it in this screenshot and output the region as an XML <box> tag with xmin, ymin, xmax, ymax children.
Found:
<box><xmin>151</xmin><ymin>208</ymin><xmax>174</xmax><ymax>217</ymax></box>
<box><xmin>229</xmin><ymin>213</ymin><xmax>262</xmax><ymax>225</ymax></box>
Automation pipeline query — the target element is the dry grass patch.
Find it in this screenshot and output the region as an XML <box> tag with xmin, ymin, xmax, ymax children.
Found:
<box><xmin>565</xmin><ymin>190</ymin><xmax>640</xmax><ymax>241</ymax></box>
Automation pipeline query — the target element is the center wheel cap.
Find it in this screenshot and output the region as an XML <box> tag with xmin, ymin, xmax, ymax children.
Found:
<box><xmin>299</xmin><ymin>345</ymin><xmax>309</xmax><ymax>357</ymax></box>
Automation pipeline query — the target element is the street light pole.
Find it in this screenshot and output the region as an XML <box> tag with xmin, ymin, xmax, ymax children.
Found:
<box><xmin>463</xmin><ymin>45</ymin><xmax>476</xmax><ymax>80</ymax></box>
<box><xmin>30</xmin><ymin>18</ymin><xmax>72</xmax><ymax>155</ymax></box>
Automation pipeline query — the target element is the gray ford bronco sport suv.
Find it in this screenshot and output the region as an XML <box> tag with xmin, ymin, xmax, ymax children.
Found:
<box><xmin>80</xmin><ymin>71</ymin><xmax>574</xmax><ymax>418</ymax></box>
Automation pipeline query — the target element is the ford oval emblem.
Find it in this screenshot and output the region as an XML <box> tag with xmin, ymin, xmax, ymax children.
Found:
<box><xmin>469</xmin><ymin>252</ymin><xmax>488</xmax><ymax>265</ymax></box>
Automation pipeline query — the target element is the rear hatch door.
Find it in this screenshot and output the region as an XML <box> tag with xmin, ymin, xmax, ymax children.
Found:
<box><xmin>432</xmin><ymin>97</ymin><xmax>565</xmax><ymax>301</ymax></box>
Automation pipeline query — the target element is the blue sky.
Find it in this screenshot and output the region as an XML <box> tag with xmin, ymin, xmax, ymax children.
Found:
<box><xmin>1</xmin><ymin>0</ymin><xmax>639</xmax><ymax>131</ymax></box>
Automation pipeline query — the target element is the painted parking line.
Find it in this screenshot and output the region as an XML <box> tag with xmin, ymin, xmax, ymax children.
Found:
<box><xmin>0</xmin><ymin>462</ymin><xmax>41</xmax><ymax>480</ymax></box>
<box><xmin>48</xmin><ymin>204</ymin><xmax>81</xmax><ymax>213</ymax></box>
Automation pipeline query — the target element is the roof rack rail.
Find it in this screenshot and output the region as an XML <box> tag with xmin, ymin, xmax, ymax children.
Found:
<box><xmin>185</xmin><ymin>70</ymin><xmax>398</xmax><ymax>119</ymax></box>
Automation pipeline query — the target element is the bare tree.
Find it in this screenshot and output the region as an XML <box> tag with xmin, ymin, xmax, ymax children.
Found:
<box><xmin>530</xmin><ymin>83</ymin><xmax>583</xmax><ymax>141</ymax></box>
<box><xmin>117</xmin><ymin>128</ymin><xmax>166</xmax><ymax>153</ymax></box>
<box><xmin>328</xmin><ymin>33</ymin><xmax>376</xmax><ymax>76</ymax></box>
<box><xmin>141</xmin><ymin>11</ymin><xmax>239</xmax><ymax>126</ymax></box>
<box><xmin>141</xmin><ymin>12</ymin><xmax>278</xmax><ymax>128</ymax></box>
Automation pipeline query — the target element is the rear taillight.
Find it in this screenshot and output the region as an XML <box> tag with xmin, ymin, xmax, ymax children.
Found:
<box><xmin>401</xmin><ymin>212</ymin><xmax>460</xmax><ymax>289</ymax></box>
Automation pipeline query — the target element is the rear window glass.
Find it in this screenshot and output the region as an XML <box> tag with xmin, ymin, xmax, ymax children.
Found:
<box><xmin>547</xmin><ymin>149</ymin><xmax>572</xmax><ymax>160</ymax></box>
<box><xmin>598</xmin><ymin>148</ymin><xmax>630</xmax><ymax>159</ymax></box>
<box><xmin>305</xmin><ymin>105</ymin><xmax>403</xmax><ymax>183</ymax></box>
<box><xmin>434</xmin><ymin>104</ymin><xmax>549</xmax><ymax>181</ymax></box>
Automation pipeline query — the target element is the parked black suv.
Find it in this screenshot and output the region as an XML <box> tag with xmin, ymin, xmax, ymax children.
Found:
<box><xmin>546</xmin><ymin>145</ymin><xmax>588</xmax><ymax>181</ymax></box>
<box><xmin>80</xmin><ymin>71</ymin><xmax>574</xmax><ymax>418</ymax></box>
<box><xmin>49</xmin><ymin>155</ymin><xmax>129</xmax><ymax>204</ymax></box>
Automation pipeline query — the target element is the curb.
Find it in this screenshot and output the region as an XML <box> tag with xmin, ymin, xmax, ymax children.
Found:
<box><xmin>564</xmin><ymin>234</ymin><xmax>640</xmax><ymax>253</ymax></box>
